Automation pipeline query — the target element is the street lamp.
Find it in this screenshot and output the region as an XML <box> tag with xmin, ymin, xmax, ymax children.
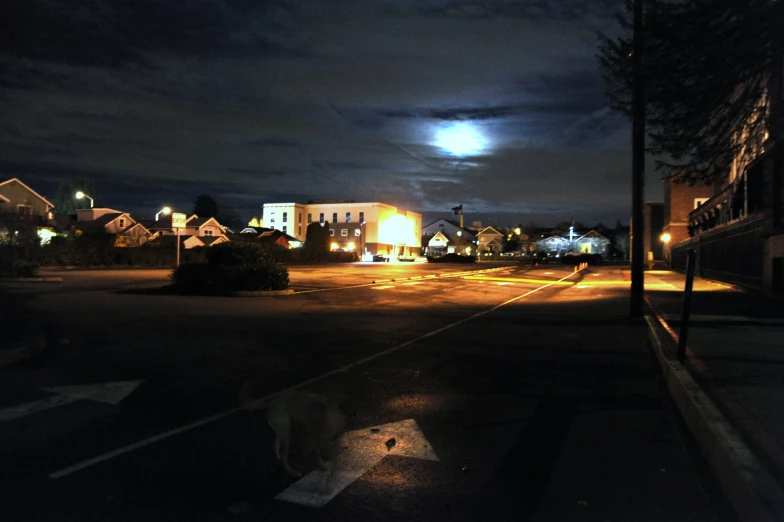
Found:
<box><xmin>74</xmin><ymin>191</ymin><xmax>94</xmax><ymax>208</ymax></box>
<box><xmin>156</xmin><ymin>206</ymin><xmax>172</xmax><ymax>221</ymax></box>
<box><xmin>660</xmin><ymin>233</ymin><xmax>672</xmax><ymax>269</ymax></box>
<box><xmin>360</xmin><ymin>220</ymin><xmax>366</xmax><ymax>261</ymax></box>
<box><xmin>660</xmin><ymin>233</ymin><xmax>671</xmax><ymax>244</ymax></box>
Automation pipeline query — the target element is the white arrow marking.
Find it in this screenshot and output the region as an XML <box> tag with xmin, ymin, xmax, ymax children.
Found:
<box><xmin>275</xmin><ymin>418</ymin><xmax>439</xmax><ymax>508</ymax></box>
<box><xmin>0</xmin><ymin>381</ymin><xmax>141</xmax><ymax>423</ymax></box>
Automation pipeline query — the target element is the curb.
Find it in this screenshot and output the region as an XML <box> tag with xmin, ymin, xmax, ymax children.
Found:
<box><xmin>229</xmin><ymin>289</ymin><xmax>295</xmax><ymax>297</ymax></box>
<box><xmin>0</xmin><ymin>277</ymin><xmax>63</xmax><ymax>283</ymax></box>
<box><xmin>645</xmin><ymin>314</ymin><xmax>784</xmax><ymax>521</ymax></box>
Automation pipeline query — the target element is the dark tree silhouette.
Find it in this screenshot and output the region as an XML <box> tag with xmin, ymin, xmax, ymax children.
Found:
<box><xmin>597</xmin><ymin>0</ymin><xmax>783</xmax><ymax>184</ymax></box>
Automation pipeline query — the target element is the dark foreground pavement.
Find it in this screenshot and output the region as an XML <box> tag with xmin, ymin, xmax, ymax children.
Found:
<box><xmin>0</xmin><ymin>265</ymin><xmax>725</xmax><ymax>521</ymax></box>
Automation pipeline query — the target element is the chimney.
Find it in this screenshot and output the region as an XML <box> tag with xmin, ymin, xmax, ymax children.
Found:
<box><xmin>452</xmin><ymin>204</ymin><xmax>464</xmax><ymax>228</ymax></box>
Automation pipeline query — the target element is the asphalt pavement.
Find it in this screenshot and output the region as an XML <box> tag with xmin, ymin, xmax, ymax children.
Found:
<box><xmin>0</xmin><ymin>263</ymin><xmax>727</xmax><ymax>521</ymax></box>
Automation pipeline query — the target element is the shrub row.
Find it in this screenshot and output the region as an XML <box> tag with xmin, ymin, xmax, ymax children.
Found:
<box><xmin>426</xmin><ymin>253</ymin><xmax>476</xmax><ymax>264</ymax></box>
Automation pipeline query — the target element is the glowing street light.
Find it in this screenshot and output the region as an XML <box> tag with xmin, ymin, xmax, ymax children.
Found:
<box><xmin>660</xmin><ymin>233</ymin><xmax>671</xmax><ymax>243</ymax></box>
<box><xmin>156</xmin><ymin>206</ymin><xmax>172</xmax><ymax>221</ymax></box>
<box><xmin>74</xmin><ymin>191</ymin><xmax>94</xmax><ymax>208</ymax></box>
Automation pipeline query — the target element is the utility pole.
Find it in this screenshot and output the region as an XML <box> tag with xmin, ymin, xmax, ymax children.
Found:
<box><xmin>630</xmin><ymin>0</ymin><xmax>646</xmax><ymax>316</ymax></box>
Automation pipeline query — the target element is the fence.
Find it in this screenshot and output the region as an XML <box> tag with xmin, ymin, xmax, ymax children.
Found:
<box><xmin>671</xmin><ymin>212</ymin><xmax>766</xmax><ymax>287</ymax></box>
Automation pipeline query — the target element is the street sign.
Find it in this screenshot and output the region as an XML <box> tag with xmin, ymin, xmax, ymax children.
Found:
<box><xmin>275</xmin><ymin>418</ymin><xmax>439</xmax><ymax>507</ymax></box>
<box><xmin>0</xmin><ymin>381</ymin><xmax>142</xmax><ymax>423</ymax></box>
<box><xmin>171</xmin><ymin>212</ymin><xmax>187</xmax><ymax>229</ymax></box>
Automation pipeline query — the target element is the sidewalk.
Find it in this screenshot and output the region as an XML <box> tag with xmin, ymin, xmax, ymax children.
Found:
<box><xmin>639</xmin><ymin>270</ymin><xmax>784</xmax><ymax>521</ymax></box>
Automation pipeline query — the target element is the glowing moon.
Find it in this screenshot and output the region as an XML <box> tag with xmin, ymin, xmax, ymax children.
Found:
<box><xmin>433</xmin><ymin>122</ymin><xmax>488</xmax><ymax>157</ymax></box>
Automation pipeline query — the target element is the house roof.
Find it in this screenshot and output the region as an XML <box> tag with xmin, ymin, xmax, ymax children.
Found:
<box><xmin>0</xmin><ymin>193</ymin><xmax>9</xmax><ymax>203</ymax></box>
<box><xmin>148</xmin><ymin>234</ymin><xmax>192</xmax><ymax>247</ymax></box>
<box><xmin>187</xmin><ymin>216</ymin><xmax>224</xmax><ymax>228</ymax></box>
<box><xmin>477</xmin><ymin>226</ymin><xmax>503</xmax><ymax>236</ymax></box>
<box><xmin>73</xmin><ymin>212</ymin><xmax>127</xmax><ymax>230</ymax></box>
<box><xmin>422</xmin><ymin>218</ymin><xmax>476</xmax><ymax>237</ymax></box>
<box><xmin>576</xmin><ymin>229</ymin><xmax>610</xmax><ymax>242</ymax></box>
<box><xmin>0</xmin><ymin>178</ymin><xmax>55</xmax><ymax>209</ymax></box>
<box><xmin>201</xmin><ymin>236</ymin><xmax>227</xmax><ymax>246</ymax></box>
<box><xmin>119</xmin><ymin>222</ymin><xmax>152</xmax><ymax>236</ymax></box>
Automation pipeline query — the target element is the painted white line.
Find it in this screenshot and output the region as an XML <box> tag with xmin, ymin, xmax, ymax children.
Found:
<box><xmin>544</xmin><ymin>271</ymin><xmax>554</xmax><ymax>275</ymax></box>
<box><xmin>371</xmin><ymin>285</ymin><xmax>395</xmax><ymax>290</ymax></box>
<box><xmin>496</xmin><ymin>282</ymin><xmax>513</xmax><ymax>286</ymax></box>
<box><xmin>49</xmin><ymin>269</ymin><xmax>581</xmax><ymax>480</ymax></box>
<box><xmin>275</xmin><ymin>418</ymin><xmax>437</xmax><ymax>507</ymax></box>
<box><xmin>402</xmin><ymin>282</ymin><xmax>425</xmax><ymax>286</ymax></box>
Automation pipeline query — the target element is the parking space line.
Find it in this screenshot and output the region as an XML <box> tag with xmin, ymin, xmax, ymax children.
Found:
<box><xmin>49</xmin><ymin>266</ymin><xmax>576</xmax><ymax>480</ymax></box>
<box><xmin>371</xmin><ymin>285</ymin><xmax>395</xmax><ymax>290</ymax></box>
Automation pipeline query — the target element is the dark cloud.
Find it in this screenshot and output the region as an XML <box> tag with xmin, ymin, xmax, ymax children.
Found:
<box><xmin>0</xmin><ymin>0</ymin><xmax>649</xmax><ymax>228</ymax></box>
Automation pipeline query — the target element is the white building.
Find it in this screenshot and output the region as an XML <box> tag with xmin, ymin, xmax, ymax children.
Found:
<box><xmin>262</xmin><ymin>200</ymin><xmax>422</xmax><ymax>256</ymax></box>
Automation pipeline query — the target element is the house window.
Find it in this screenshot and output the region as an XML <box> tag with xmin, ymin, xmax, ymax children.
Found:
<box><xmin>204</xmin><ymin>229</ymin><xmax>214</xmax><ymax>236</ymax></box>
<box><xmin>359</xmin><ymin>211</ymin><xmax>364</xmax><ymax>223</ymax></box>
<box><xmin>694</xmin><ymin>198</ymin><xmax>709</xmax><ymax>209</ymax></box>
<box><xmin>355</xmin><ymin>229</ymin><xmax>361</xmax><ymax>236</ymax></box>
<box><xmin>298</xmin><ymin>212</ymin><xmax>302</xmax><ymax>223</ymax></box>
<box><xmin>341</xmin><ymin>229</ymin><xmax>348</xmax><ymax>237</ymax></box>
<box><xmin>439</xmin><ymin>224</ymin><xmax>444</xmax><ymax>228</ymax></box>
<box><xmin>329</xmin><ymin>229</ymin><xmax>335</xmax><ymax>236</ymax></box>
<box><xmin>320</xmin><ymin>213</ymin><xmax>325</xmax><ymax>224</ymax></box>
<box><xmin>308</xmin><ymin>213</ymin><xmax>312</xmax><ymax>224</ymax></box>
<box><xmin>298</xmin><ymin>226</ymin><xmax>302</xmax><ymax>236</ymax></box>
<box><xmin>119</xmin><ymin>218</ymin><xmax>126</xmax><ymax>228</ymax></box>
<box><xmin>270</xmin><ymin>217</ymin><xmax>275</xmax><ymax>223</ymax></box>
<box><xmin>17</xmin><ymin>204</ymin><xmax>33</xmax><ymax>216</ymax></box>
<box><xmin>283</xmin><ymin>225</ymin><xmax>287</xmax><ymax>233</ymax></box>
<box><xmin>332</xmin><ymin>212</ymin><xmax>338</xmax><ymax>223</ymax></box>
<box><xmin>283</xmin><ymin>212</ymin><xmax>288</xmax><ymax>223</ymax></box>
<box><xmin>346</xmin><ymin>212</ymin><xmax>351</xmax><ymax>223</ymax></box>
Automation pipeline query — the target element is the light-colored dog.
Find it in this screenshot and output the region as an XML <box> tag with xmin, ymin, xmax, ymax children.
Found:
<box><xmin>240</xmin><ymin>383</ymin><xmax>346</xmax><ymax>478</ymax></box>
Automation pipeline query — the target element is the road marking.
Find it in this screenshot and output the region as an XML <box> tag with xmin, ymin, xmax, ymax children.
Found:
<box><xmin>276</xmin><ymin>418</ymin><xmax>438</xmax><ymax>507</ymax></box>
<box><xmin>496</xmin><ymin>282</ymin><xmax>513</xmax><ymax>286</ymax></box>
<box><xmin>402</xmin><ymin>282</ymin><xmax>425</xmax><ymax>286</ymax></box>
<box><xmin>371</xmin><ymin>285</ymin><xmax>395</xmax><ymax>290</ymax></box>
<box><xmin>463</xmin><ymin>275</ymin><xmax>574</xmax><ymax>286</ymax></box>
<box><xmin>544</xmin><ymin>271</ymin><xmax>554</xmax><ymax>275</ymax></box>
<box><xmin>0</xmin><ymin>381</ymin><xmax>141</xmax><ymax>423</ymax></box>
<box><xmin>49</xmin><ymin>268</ymin><xmax>581</xmax><ymax>480</ymax></box>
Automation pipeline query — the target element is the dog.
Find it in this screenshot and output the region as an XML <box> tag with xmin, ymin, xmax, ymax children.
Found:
<box><xmin>239</xmin><ymin>383</ymin><xmax>346</xmax><ymax>478</ymax></box>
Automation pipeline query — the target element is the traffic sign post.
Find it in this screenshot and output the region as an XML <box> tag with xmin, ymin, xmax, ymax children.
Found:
<box><xmin>171</xmin><ymin>212</ymin><xmax>186</xmax><ymax>267</ymax></box>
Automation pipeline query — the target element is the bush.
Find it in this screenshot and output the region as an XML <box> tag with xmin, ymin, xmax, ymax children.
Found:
<box><xmin>172</xmin><ymin>242</ymin><xmax>289</xmax><ymax>294</ymax></box>
<box><xmin>11</xmin><ymin>260</ymin><xmax>39</xmax><ymax>277</ymax></box>
<box><xmin>427</xmin><ymin>253</ymin><xmax>476</xmax><ymax>264</ymax></box>
<box><xmin>205</xmin><ymin>242</ymin><xmax>271</xmax><ymax>266</ymax></box>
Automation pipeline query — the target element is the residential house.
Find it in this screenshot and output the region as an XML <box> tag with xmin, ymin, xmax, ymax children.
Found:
<box><xmin>0</xmin><ymin>178</ymin><xmax>55</xmax><ymax>243</ymax></box>
<box><xmin>262</xmin><ymin>200</ymin><xmax>421</xmax><ymax>257</ymax></box>
<box><xmin>72</xmin><ymin>208</ymin><xmax>154</xmax><ymax>247</ymax></box>
<box><xmin>476</xmin><ymin>226</ymin><xmax>504</xmax><ymax>255</ymax></box>
<box><xmin>536</xmin><ymin>228</ymin><xmax>611</xmax><ymax>257</ymax></box>
<box><xmin>148</xmin><ymin>214</ymin><xmax>227</xmax><ymax>238</ymax></box>
<box><xmin>421</xmin><ymin>218</ymin><xmax>477</xmax><ymax>256</ymax></box>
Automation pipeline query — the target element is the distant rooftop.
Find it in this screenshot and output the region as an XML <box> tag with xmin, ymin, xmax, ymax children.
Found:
<box><xmin>306</xmin><ymin>199</ymin><xmax>356</xmax><ymax>204</ymax></box>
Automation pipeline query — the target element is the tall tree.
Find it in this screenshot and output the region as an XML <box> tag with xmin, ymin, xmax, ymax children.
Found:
<box><xmin>52</xmin><ymin>179</ymin><xmax>101</xmax><ymax>214</ymax></box>
<box><xmin>193</xmin><ymin>195</ymin><xmax>219</xmax><ymax>219</ymax></box>
<box><xmin>598</xmin><ymin>0</ymin><xmax>784</xmax><ymax>185</ymax></box>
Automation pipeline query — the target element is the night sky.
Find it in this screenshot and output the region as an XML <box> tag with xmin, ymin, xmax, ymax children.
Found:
<box><xmin>1</xmin><ymin>0</ymin><xmax>658</xmax><ymax>228</ymax></box>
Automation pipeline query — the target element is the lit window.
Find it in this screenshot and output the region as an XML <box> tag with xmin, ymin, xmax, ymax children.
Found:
<box><xmin>346</xmin><ymin>212</ymin><xmax>351</xmax><ymax>223</ymax></box>
<box><xmin>355</xmin><ymin>229</ymin><xmax>361</xmax><ymax>236</ymax></box>
<box><xmin>341</xmin><ymin>229</ymin><xmax>348</xmax><ymax>237</ymax></box>
<box><xmin>283</xmin><ymin>212</ymin><xmax>288</xmax><ymax>223</ymax></box>
<box><xmin>329</xmin><ymin>229</ymin><xmax>335</xmax><ymax>236</ymax></box>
